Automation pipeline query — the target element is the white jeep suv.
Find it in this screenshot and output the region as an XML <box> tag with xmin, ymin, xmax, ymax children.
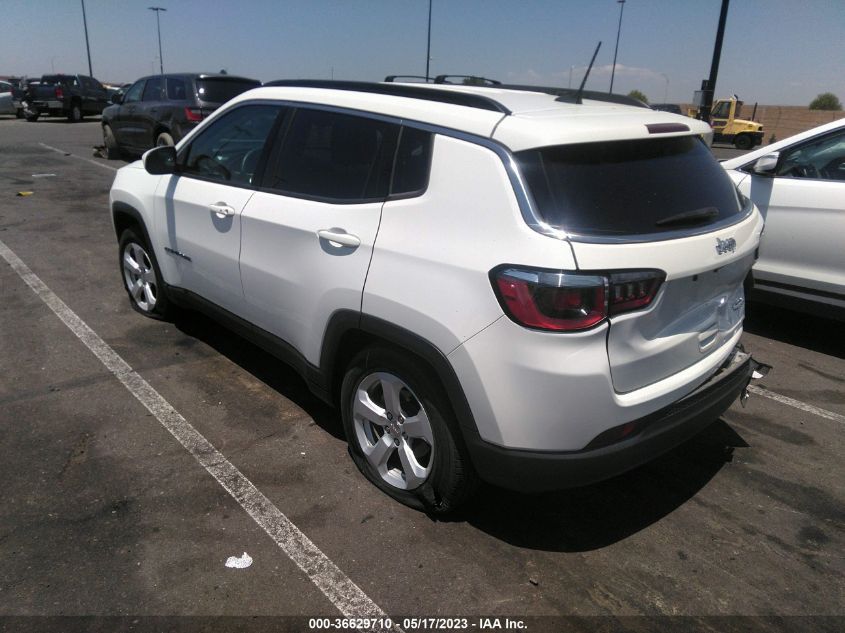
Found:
<box><xmin>110</xmin><ymin>80</ymin><xmax>765</xmax><ymax>512</ymax></box>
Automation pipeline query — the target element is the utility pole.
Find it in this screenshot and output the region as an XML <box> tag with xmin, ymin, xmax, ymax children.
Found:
<box><xmin>698</xmin><ymin>0</ymin><xmax>730</xmax><ymax>122</ymax></box>
<box><xmin>425</xmin><ymin>0</ymin><xmax>432</xmax><ymax>81</ymax></box>
<box><xmin>148</xmin><ymin>7</ymin><xmax>167</xmax><ymax>75</ymax></box>
<box><xmin>80</xmin><ymin>0</ymin><xmax>93</xmax><ymax>76</ymax></box>
<box><xmin>609</xmin><ymin>0</ymin><xmax>626</xmax><ymax>93</ymax></box>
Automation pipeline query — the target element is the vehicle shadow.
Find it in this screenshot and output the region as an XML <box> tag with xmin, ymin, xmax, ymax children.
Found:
<box><xmin>744</xmin><ymin>303</ymin><xmax>844</xmax><ymax>359</ymax></box>
<box><xmin>169</xmin><ymin>307</ymin><xmax>749</xmax><ymax>551</ymax></box>
<box><xmin>457</xmin><ymin>420</ymin><xmax>749</xmax><ymax>552</ymax></box>
<box><xmin>171</xmin><ymin>309</ymin><xmax>344</xmax><ymax>441</ymax></box>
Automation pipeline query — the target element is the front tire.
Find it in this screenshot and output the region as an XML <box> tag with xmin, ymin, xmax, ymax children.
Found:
<box><xmin>341</xmin><ymin>347</ymin><xmax>477</xmax><ymax>514</ymax></box>
<box><xmin>118</xmin><ymin>228</ymin><xmax>171</xmax><ymax>319</ymax></box>
<box><xmin>734</xmin><ymin>134</ymin><xmax>753</xmax><ymax>150</ymax></box>
<box><xmin>103</xmin><ymin>124</ymin><xmax>122</xmax><ymax>160</ymax></box>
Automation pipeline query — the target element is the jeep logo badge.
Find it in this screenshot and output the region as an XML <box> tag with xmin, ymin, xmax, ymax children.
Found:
<box><xmin>716</xmin><ymin>237</ymin><xmax>737</xmax><ymax>255</ymax></box>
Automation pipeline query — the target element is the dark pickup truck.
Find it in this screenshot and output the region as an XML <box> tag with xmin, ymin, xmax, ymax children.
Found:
<box><xmin>23</xmin><ymin>74</ymin><xmax>109</xmax><ymax>122</ymax></box>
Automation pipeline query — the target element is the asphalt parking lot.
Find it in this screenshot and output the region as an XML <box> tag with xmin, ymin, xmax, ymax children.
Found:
<box><xmin>0</xmin><ymin>117</ymin><xmax>842</xmax><ymax>632</ymax></box>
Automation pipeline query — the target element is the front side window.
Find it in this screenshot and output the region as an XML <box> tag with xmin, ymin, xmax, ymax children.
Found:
<box><xmin>142</xmin><ymin>77</ymin><xmax>162</xmax><ymax>101</ymax></box>
<box><xmin>123</xmin><ymin>80</ymin><xmax>145</xmax><ymax>104</ymax></box>
<box><xmin>180</xmin><ymin>104</ymin><xmax>282</xmax><ymax>186</ymax></box>
<box><xmin>265</xmin><ymin>109</ymin><xmax>399</xmax><ymax>202</ymax></box>
<box><xmin>776</xmin><ymin>129</ymin><xmax>845</xmax><ymax>181</ymax></box>
<box><xmin>516</xmin><ymin>136</ymin><xmax>743</xmax><ymax>236</ymax></box>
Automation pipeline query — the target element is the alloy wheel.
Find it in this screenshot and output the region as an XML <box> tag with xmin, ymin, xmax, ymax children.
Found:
<box><xmin>352</xmin><ymin>371</ymin><xmax>434</xmax><ymax>490</ymax></box>
<box><xmin>122</xmin><ymin>242</ymin><xmax>158</xmax><ymax>312</ymax></box>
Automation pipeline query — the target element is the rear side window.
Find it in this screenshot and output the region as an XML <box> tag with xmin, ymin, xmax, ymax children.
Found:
<box><xmin>195</xmin><ymin>78</ymin><xmax>260</xmax><ymax>104</ymax></box>
<box><xmin>166</xmin><ymin>77</ymin><xmax>188</xmax><ymax>101</ymax></box>
<box><xmin>265</xmin><ymin>109</ymin><xmax>399</xmax><ymax>202</ymax></box>
<box><xmin>391</xmin><ymin>127</ymin><xmax>432</xmax><ymax>196</ymax></box>
<box><xmin>515</xmin><ymin>136</ymin><xmax>743</xmax><ymax>236</ymax></box>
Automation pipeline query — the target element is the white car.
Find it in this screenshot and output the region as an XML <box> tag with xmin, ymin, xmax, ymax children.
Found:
<box><xmin>722</xmin><ymin>119</ymin><xmax>845</xmax><ymax>319</ymax></box>
<box><xmin>109</xmin><ymin>80</ymin><xmax>765</xmax><ymax>511</ymax></box>
<box><xmin>0</xmin><ymin>80</ymin><xmax>18</xmax><ymax>116</ymax></box>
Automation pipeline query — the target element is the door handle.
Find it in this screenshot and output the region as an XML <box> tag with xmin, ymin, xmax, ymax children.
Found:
<box><xmin>209</xmin><ymin>202</ymin><xmax>235</xmax><ymax>218</ymax></box>
<box><xmin>317</xmin><ymin>229</ymin><xmax>361</xmax><ymax>247</ymax></box>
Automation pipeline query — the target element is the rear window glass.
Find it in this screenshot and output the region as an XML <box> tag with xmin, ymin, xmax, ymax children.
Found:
<box><xmin>515</xmin><ymin>136</ymin><xmax>743</xmax><ymax>236</ymax></box>
<box><xmin>195</xmin><ymin>78</ymin><xmax>260</xmax><ymax>104</ymax></box>
<box><xmin>391</xmin><ymin>127</ymin><xmax>432</xmax><ymax>196</ymax></box>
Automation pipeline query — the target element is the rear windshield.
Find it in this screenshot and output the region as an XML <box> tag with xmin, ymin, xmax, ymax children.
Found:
<box><xmin>195</xmin><ymin>78</ymin><xmax>260</xmax><ymax>104</ymax></box>
<box><xmin>515</xmin><ymin>136</ymin><xmax>743</xmax><ymax>236</ymax></box>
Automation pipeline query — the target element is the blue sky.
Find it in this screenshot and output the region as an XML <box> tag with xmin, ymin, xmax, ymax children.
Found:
<box><xmin>3</xmin><ymin>0</ymin><xmax>844</xmax><ymax>106</ymax></box>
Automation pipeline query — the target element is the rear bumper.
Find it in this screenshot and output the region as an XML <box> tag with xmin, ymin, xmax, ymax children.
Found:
<box><xmin>465</xmin><ymin>346</ymin><xmax>761</xmax><ymax>492</ymax></box>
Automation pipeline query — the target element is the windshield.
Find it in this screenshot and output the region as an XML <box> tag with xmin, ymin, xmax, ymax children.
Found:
<box><xmin>195</xmin><ymin>78</ymin><xmax>260</xmax><ymax>105</ymax></box>
<box><xmin>515</xmin><ymin>136</ymin><xmax>743</xmax><ymax>236</ymax></box>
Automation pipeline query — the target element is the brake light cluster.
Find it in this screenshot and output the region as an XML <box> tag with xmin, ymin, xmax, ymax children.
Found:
<box><xmin>184</xmin><ymin>107</ymin><xmax>204</xmax><ymax>122</ymax></box>
<box><xmin>54</xmin><ymin>86</ymin><xmax>64</xmax><ymax>99</ymax></box>
<box><xmin>492</xmin><ymin>267</ymin><xmax>664</xmax><ymax>332</ymax></box>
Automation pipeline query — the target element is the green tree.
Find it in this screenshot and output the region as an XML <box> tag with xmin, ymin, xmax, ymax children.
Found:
<box><xmin>809</xmin><ymin>93</ymin><xmax>842</xmax><ymax>111</ymax></box>
<box><xmin>627</xmin><ymin>89</ymin><xmax>649</xmax><ymax>104</ymax></box>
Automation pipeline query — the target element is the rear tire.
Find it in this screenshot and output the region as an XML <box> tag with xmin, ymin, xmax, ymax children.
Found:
<box><xmin>156</xmin><ymin>132</ymin><xmax>175</xmax><ymax>147</ymax></box>
<box><xmin>340</xmin><ymin>347</ymin><xmax>478</xmax><ymax>514</ymax></box>
<box><xmin>118</xmin><ymin>228</ymin><xmax>171</xmax><ymax>319</ymax></box>
<box><xmin>68</xmin><ymin>103</ymin><xmax>83</xmax><ymax>122</ymax></box>
<box><xmin>25</xmin><ymin>112</ymin><xmax>39</xmax><ymax>122</ymax></box>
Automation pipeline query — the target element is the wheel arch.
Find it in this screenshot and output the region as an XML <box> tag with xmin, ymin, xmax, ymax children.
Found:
<box><xmin>319</xmin><ymin>312</ymin><xmax>481</xmax><ymax>439</ymax></box>
<box><xmin>112</xmin><ymin>201</ymin><xmax>153</xmax><ymax>247</ymax></box>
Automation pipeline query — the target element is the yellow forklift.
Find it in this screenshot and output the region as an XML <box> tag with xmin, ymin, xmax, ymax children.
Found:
<box><xmin>691</xmin><ymin>95</ymin><xmax>764</xmax><ymax>150</ymax></box>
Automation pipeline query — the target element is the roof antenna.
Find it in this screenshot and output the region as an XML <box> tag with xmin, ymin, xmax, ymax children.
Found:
<box><xmin>574</xmin><ymin>41</ymin><xmax>602</xmax><ymax>105</ymax></box>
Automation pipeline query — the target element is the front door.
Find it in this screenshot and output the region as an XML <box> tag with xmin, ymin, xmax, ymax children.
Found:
<box><xmin>153</xmin><ymin>103</ymin><xmax>284</xmax><ymax>314</ymax></box>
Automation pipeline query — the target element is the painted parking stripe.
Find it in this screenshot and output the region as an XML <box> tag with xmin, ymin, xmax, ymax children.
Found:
<box><xmin>747</xmin><ymin>384</ymin><xmax>845</xmax><ymax>424</ymax></box>
<box><xmin>39</xmin><ymin>142</ymin><xmax>118</xmax><ymax>172</ymax></box>
<box><xmin>0</xmin><ymin>238</ymin><xmax>398</xmax><ymax>632</ymax></box>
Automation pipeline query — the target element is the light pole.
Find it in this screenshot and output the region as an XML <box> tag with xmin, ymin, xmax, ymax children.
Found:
<box><xmin>148</xmin><ymin>7</ymin><xmax>166</xmax><ymax>75</ymax></box>
<box><xmin>425</xmin><ymin>0</ymin><xmax>432</xmax><ymax>81</ymax></box>
<box><xmin>609</xmin><ymin>0</ymin><xmax>626</xmax><ymax>93</ymax></box>
<box><xmin>80</xmin><ymin>0</ymin><xmax>93</xmax><ymax>76</ymax></box>
<box><xmin>661</xmin><ymin>72</ymin><xmax>669</xmax><ymax>103</ymax></box>
<box><xmin>569</xmin><ymin>65</ymin><xmax>574</xmax><ymax>89</ymax></box>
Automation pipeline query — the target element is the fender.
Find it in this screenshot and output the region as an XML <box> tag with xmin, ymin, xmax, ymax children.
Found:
<box><xmin>319</xmin><ymin>311</ymin><xmax>481</xmax><ymax>437</ymax></box>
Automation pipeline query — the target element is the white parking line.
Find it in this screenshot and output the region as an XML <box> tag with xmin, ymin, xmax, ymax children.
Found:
<box><xmin>747</xmin><ymin>384</ymin><xmax>845</xmax><ymax>424</ymax></box>
<box><xmin>39</xmin><ymin>142</ymin><xmax>118</xmax><ymax>172</ymax></box>
<box><xmin>0</xmin><ymin>238</ymin><xmax>397</xmax><ymax>632</ymax></box>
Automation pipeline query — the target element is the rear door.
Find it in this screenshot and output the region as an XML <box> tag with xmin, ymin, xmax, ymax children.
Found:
<box><xmin>515</xmin><ymin>135</ymin><xmax>762</xmax><ymax>393</ymax></box>
<box><xmin>153</xmin><ymin>103</ymin><xmax>284</xmax><ymax>314</ymax></box>
<box><xmin>239</xmin><ymin>107</ymin><xmax>399</xmax><ymax>364</ymax></box>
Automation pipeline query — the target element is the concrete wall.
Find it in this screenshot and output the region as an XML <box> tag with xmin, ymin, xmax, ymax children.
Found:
<box><xmin>681</xmin><ymin>104</ymin><xmax>845</xmax><ymax>145</ymax></box>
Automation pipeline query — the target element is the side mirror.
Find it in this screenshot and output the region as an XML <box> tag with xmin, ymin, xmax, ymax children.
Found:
<box><xmin>143</xmin><ymin>146</ymin><xmax>176</xmax><ymax>175</ymax></box>
<box><xmin>752</xmin><ymin>153</ymin><xmax>779</xmax><ymax>176</ymax></box>
<box><xmin>110</xmin><ymin>92</ymin><xmax>123</xmax><ymax>105</ymax></box>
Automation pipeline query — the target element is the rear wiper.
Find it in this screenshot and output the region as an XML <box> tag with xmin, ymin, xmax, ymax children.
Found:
<box><xmin>655</xmin><ymin>207</ymin><xmax>719</xmax><ymax>227</ymax></box>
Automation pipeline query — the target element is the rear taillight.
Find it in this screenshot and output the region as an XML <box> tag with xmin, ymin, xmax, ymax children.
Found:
<box><xmin>55</xmin><ymin>86</ymin><xmax>64</xmax><ymax>99</ymax></box>
<box><xmin>184</xmin><ymin>107</ymin><xmax>204</xmax><ymax>122</ymax></box>
<box><xmin>491</xmin><ymin>267</ymin><xmax>664</xmax><ymax>332</ymax></box>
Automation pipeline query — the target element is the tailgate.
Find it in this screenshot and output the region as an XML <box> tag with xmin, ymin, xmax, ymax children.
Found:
<box><xmin>571</xmin><ymin>212</ymin><xmax>762</xmax><ymax>393</ymax></box>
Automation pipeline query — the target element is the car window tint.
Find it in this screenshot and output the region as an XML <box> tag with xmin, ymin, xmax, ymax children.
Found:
<box><xmin>166</xmin><ymin>77</ymin><xmax>188</xmax><ymax>101</ymax></box>
<box><xmin>391</xmin><ymin>127</ymin><xmax>432</xmax><ymax>196</ymax></box>
<box><xmin>516</xmin><ymin>136</ymin><xmax>742</xmax><ymax>236</ymax></box>
<box><xmin>266</xmin><ymin>109</ymin><xmax>399</xmax><ymax>201</ymax></box>
<box><xmin>142</xmin><ymin>77</ymin><xmax>163</xmax><ymax>101</ymax></box>
<box><xmin>123</xmin><ymin>80</ymin><xmax>145</xmax><ymax>103</ymax></box>
<box><xmin>776</xmin><ymin>129</ymin><xmax>845</xmax><ymax>181</ymax></box>
<box><xmin>181</xmin><ymin>104</ymin><xmax>282</xmax><ymax>186</ymax></box>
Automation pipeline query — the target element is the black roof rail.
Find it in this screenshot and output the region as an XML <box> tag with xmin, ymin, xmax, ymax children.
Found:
<box><xmin>499</xmin><ymin>84</ymin><xmax>650</xmax><ymax>108</ymax></box>
<box><xmin>433</xmin><ymin>75</ymin><xmax>502</xmax><ymax>86</ymax></box>
<box><xmin>384</xmin><ymin>75</ymin><xmax>432</xmax><ymax>83</ymax></box>
<box><xmin>264</xmin><ymin>79</ymin><xmax>512</xmax><ymax>114</ymax></box>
